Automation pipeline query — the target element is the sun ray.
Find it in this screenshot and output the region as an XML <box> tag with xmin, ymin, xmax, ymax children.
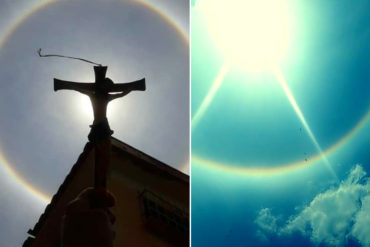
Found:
<box><xmin>273</xmin><ymin>65</ymin><xmax>338</xmax><ymax>180</ymax></box>
<box><xmin>191</xmin><ymin>63</ymin><xmax>230</xmax><ymax>129</ymax></box>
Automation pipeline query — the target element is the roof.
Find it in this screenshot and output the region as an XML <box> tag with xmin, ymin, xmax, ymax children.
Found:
<box><xmin>110</xmin><ymin>137</ymin><xmax>189</xmax><ymax>183</ymax></box>
<box><xmin>23</xmin><ymin>137</ymin><xmax>189</xmax><ymax>246</ymax></box>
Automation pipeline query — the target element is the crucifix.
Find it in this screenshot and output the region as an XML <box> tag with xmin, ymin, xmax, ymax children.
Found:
<box><xmin>54</xmin><ymin>65</ymin><xmax>146</xmax><ymax>191</ymax></box>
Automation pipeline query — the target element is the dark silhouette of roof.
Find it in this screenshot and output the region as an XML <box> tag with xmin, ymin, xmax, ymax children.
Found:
<box><xmin>23</xmin><ymin>137</ymin><xmax>188</xmax><ymax>246</ymax></box>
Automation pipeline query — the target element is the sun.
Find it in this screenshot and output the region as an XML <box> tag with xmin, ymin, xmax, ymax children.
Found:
<box><xmin>77</xmin><ymin>94</ymin><xmax>93</xmax><ymax>118</ymax></box>
<box><xmin>198</xmin><ymin>0</ymin><xmax>292</xmax><ymax>71</ymax></box>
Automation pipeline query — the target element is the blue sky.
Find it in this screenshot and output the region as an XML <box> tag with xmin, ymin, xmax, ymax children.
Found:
<box><xmin>191</xmin><ymin>0</ymin><xmax>370</xmax><ymax>246</ymax></box>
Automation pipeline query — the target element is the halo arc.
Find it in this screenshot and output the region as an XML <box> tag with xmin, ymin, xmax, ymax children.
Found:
<box><xmin>0</xmin><ymin>0</ymin><xmax>188</xmax><ymax>202</ymax></box>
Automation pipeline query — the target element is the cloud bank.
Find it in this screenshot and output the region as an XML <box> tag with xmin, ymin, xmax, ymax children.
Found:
<box><xmin>255</xmin><ymin>165</ymin><xmax>370</xmax><ymax>247</ymax></box>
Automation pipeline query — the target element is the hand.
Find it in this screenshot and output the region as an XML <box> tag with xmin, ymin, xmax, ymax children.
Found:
<box><xmin>61</xmin><ymin>187</ymin><xmax>116</xmax><ymax>247</ymax></box>
<box><xmin>108</xmin><ymin>90</ymin><xmax>131</xmax><ymax>101</ymax></box>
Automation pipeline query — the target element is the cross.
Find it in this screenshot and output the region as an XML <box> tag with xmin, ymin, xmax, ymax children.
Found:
<box><xmin>54</xmin><ymin>66</ymin><xmax>145</xmax><ymax>190</ymax></box>
<box><xmin>54</xmin><ymin>66</ymin><xmax>145</xmax><ymax>133</ymax></box>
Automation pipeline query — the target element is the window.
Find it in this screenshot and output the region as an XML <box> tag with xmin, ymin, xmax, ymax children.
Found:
<box><xmin>140</xmin><ymin>190</ymin><xmax>189</xmax><ymax>233</ymax></box>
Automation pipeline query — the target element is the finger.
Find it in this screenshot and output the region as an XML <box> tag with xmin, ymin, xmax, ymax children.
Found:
<box><xmin>104</xmin><ymin>208</ymin><xmax>116</xmax><ymax>224</ymax></box>
<box><xmin>65</xmin><ymin>196</ymin><xmax>91</xmax><ymax>215</ymax></box>
<box><xmin>62</xmin><ymin>210</ymin><xmax>115</xmax><ymax>247</ymax></box>
<box><xmin>66</xmin><ymin>188</ymin><xmax>115</xmax><ymax>214</ymax></box>
<box><xmin>89</xmin><ymin>188</ymin><xmax>116</xmax><ymax>208</ymax></box>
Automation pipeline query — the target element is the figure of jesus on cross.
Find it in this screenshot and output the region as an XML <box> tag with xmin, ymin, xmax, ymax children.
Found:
<box><xmin>54</xmin><ymin>66</ymin><xmax>145</xmax><ymax>141</ymax></box>
<box><xmin>54</xmin><ymin>66</ymin><xmax>145</xmax><ymax>190</ymax></box>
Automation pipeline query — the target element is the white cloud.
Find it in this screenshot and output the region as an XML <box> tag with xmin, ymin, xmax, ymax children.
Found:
<box><xmin>351</xmin><ymin>195</ymin><xmax>370</xmax><ymax>247</ymax></box>
<box><xmin>256</xmin><ymin>165</ymin><xmax>370</xmax><ymax>247</ymax></box>
<box><xmin>255</xmin><ymin>208</ymin><xmax>280</xmax><ymax>241</ymax></box>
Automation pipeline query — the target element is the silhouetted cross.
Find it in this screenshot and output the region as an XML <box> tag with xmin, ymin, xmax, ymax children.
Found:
<box><xmin>54</xmin><ymin>66</ymin><xmax>145</xmax><ymax>141</ymax></box>
<box><xmin>54</xmin><ymin>66</ymin><xmax>145</xmax><ymax>190</ymax></box>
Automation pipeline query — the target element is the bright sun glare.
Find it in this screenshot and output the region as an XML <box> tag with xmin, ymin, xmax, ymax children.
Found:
<box><xmin>193</xmin><ymin>1</ymin><xmax>338</xmax><ymax>179</ymax></box>
<box><xmin>76</xmin><ymin>94</ymin><xmax>118</xmax><ymax>122</ymax></box>
<box><xmin>78</xmin><ymin>95</ymin><xmax>93</xmax><ymax>118</ymax></box>
<box><xmin>198</xmin><ymin>0</ymin><xmax>291</xmax><ymax>71</ymax></box>
<box><xmin>74</xmin><ymin>74</ymin><xmax>119</xmax><ymax>123</ymax></box>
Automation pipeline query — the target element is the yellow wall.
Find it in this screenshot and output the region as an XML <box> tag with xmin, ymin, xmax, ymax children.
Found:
<box><xmin>29</xmin><ymin>140</ymin><xmax>189</xmax><ymax>247</ymax></box>
<box><xmin>109</xmin><ymin>145</ymin><xmax>189</xmax><ymax>247</ymax></box>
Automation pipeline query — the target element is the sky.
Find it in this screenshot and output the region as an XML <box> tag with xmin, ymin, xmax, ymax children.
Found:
<box><xmin>191</xmin><ymin>0</ymin><xmax>370</xmax><ymax>247</ymax></box>
<box><xmin>1</xmin><ymin>1</ymin><xmax>370</xmax><ymax>247</ymax></box>
<box><xmin>0</xmin><ymin>0</ymin><xmax>188</xmax><ymax>246</ymax></box>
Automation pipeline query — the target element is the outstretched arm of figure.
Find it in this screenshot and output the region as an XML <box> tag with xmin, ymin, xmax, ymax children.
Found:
<box><xmin>108</xmin><ymin>90</ymin><xmax>131</xmax><ymax>101</ymax></box>
<box><xmin>54</xmin><ymin>79</ymin><xmax>95</xmax><ymax>94</ymax></box>
<box><xmin>75</xmin><ymin>89</ymin><xmax>93</xmax><ymax>96</ymax></box>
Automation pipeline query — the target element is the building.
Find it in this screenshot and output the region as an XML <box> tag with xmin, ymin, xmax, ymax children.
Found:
<box><xmin>23</xmin><ymin>137</ymin><xmax>189</xmax><ymax>247</ymax></box>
